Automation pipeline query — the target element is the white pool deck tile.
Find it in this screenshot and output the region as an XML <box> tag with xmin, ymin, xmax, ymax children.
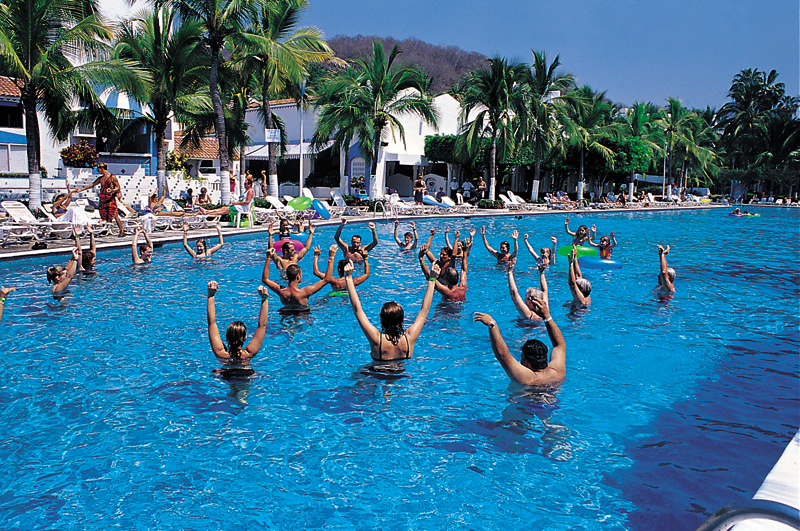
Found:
<box><xmin>733</xmin><ymin>431</ymin><xmax>800</xmax><ymax>530</ymax></box>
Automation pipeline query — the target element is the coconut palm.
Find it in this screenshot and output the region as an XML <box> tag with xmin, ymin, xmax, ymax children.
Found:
<box><xmin>560</xmin><ymin>86</ymin><xmax>622</xmax><ymax>199</ymax></box>
<box><xmin>113</xmin><ymin>7</ymin><xmax>206</xmax><ymax>197</ymax></box>
<box><xmin>176</xmin><ymin>0</ymin><xmax>255</xmax><ymax>204</ymax></box>
<box><xmin>232</xmin><ymin>0</ymin><xmax>341</xmax><ymax>197</ymax></box>
<box><xmin>0</xmin><ymin>0</ymin><xmax>134</xmax><ymax>211</ymax></box>
<box><xmin>461</xmin><ymin>56</ymin><xmax>527</xmax><ymax>200</ymax></box>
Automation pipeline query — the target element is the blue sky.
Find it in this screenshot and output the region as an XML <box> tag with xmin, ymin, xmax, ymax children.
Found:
<box><xmin>102</xmin><ymin>0</ymin><xmax>798</xmax><ymax>110</ymax></box>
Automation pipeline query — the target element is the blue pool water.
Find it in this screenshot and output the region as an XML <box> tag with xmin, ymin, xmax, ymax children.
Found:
<box><xmin>0</xmin><ymin>207</ymin><xmax>797</xmax><ymax>530</ymax></box>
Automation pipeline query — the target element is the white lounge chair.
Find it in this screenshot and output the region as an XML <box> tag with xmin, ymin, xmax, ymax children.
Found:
<box><xmin>499</xmin><ymin>194</ymin><xmax>522</xmax><ymax>211</ymax></box>
<box><xmin>455</xmin><ymin>193</ymin><xmax>477</xmax><ymax>213</ymax></box>
<box><xmin>331</xmin><ymin>191</ymin><xmax>367</xmax><ymax>216</ymax></box>
<box><xmin>0</xmin><ymin>200</ymin><xmax>56</xmax><ymax>240</ymax></box>
<box><xmin>507</xmin><ymin>191</ymin><xmax>540</xmax><ymax>211</ymax></box>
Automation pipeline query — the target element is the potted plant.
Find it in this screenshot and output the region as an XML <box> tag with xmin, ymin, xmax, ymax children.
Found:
<box><xmin>60</xmin><ymin>140</ymin><xmax>99</xmax><ymax>185</ymax></box>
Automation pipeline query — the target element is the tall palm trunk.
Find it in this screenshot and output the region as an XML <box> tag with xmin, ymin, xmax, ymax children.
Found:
<box><xmin>210</xmin><ymin>44</ymin><xmax>230</xmax><ymax>204</ymax></box>
<box><xmin>369</xmin><ymin>126</ymin><xmax>383</xmax><ymax>198</ymax></box>
<box><xmin>155</xmin><ymin>118</ymin><xmax>167</xmax><ymax>198</ymax></box>
<box><xmin>488</xmin><ymin>136</ymin><xmax>497</xmax><ymax>201</ymax></box>
<box><xmin>531</xmin><ymin>148</ymin><xmax>542</xmax><ymax>201</ymax></box>
<box><xmin>578</xmin><ymin>149</ymin><xmax>585</xmax><ymax>199</ymax></box>
<box><xmin>263</xmin><ymin>76</ymin><xmax>278</xmax><ymax>198</ymax></box>
<box><xmin>23</xmin><ymin>88</ymin><xmax>41</xmax><ymax>211</ymax></box>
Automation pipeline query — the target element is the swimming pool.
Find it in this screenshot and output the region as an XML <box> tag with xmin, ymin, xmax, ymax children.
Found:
<box><xmin>0</xmin><ymin>207</ymin><xmax>797</xmax><ymax>530</ymax></box>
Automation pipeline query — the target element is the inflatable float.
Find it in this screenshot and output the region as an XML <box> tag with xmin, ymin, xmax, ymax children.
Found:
<box><xmin>578</xmin><ymin>256</ymin><xmax>622</xmax><ymax>269</ymax></box>
<box><xmin>557</xmin><ymin>245</ymin><xmax>598</xmax><ymax>258</ymax></box>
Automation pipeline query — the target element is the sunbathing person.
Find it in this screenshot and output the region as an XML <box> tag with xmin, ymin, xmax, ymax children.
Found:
<box><xmin>198</xmin><ymin>179</ymin><xmax>255</xmax><ymax>216</ymax></box>
<box><xmin>587</xmin><ymin>231</ymin><xmax>617</xmax><ymax>259</ymax></box>
<box><xmin>523</xmin><ymin>234</ymin><xmax>557</xmax><ymax>266</ymax></box>
<box><xmin>419</xmin><ymin>237</ymin><xmax>472</xmax><ymax>301</ymax></box>
<box><xmin>655</xmin><ymin>245</ymin><xmax>676</xmax><ymax>295</ymax></box>
<box><xmin>313</xmin><ymin>245</ymin><xmax>371</xmax><ymax>294</ymax></box>
<box><xmin>507</xmin><ymin>258</ymin><xmax>548</xmax><ymax>323</ymax></box>
<box><xmin>480</xmin><ymin>226</ymin><xmax>518</xmax><ymax>263</ymax></box>
<box><xmin>131</xmin><ymin>228</ymin><xmax>154</xmax><ymax>264</ymax></box>
<box><xmin>74</xmin><ymin>227</ymin><xmax>97</xmax><ymax>273</ymax></box>
<box><xmin>183</xmin><ymin>221</ymin><xmax>224</xmax><ymax>258</ymax></box>
<box><xmin>268</xmin><ymin>223</ymin><xmax>315</xmax><ymax>272</ymax></box>
<box><xmin>343</xmin><ymin>260</ymin><xmax>439</xmax><ymax>362</ymax></box>
<box><xmin>143</xmin><ymin>189</ymin><xmax>187</xmax><ymax>217</ymax></box>
<box><xmin>334</xmin><ymin>218</ymin><xmax>378</xmax><ymax>262</ymax></box>
<box><xmin>206</xmin><ymin>281</ymin><xmax>269</xmax><ymax>362</ymax></box>
<box><xmin>564</xmin><ymin>218</ymin><xmax>592</xmax><ymax>245</ymax></box>
<box><xmin>473</xmin><ymin>297</ymin><xmax>566</xmax><ymax>386</ymax></box>
<box><xmin>261</xmin><ymin>253</ymin><xmax>327</xmax><ymax>312</ymax></box>
<box><xmin>47</xmin><ymin>247</ymin><xmax>80</xmax><ymax>295</ymax></box>
<box><xmin>567</xmin><ymin>246</ymin><xmax>591</xmax><ymax>307</ymax></box>
<box><xmin>0</xmin><ymin>286</ymin><xmax>14</xmax><ymax>322</ymax></box>
<box><xmin>393</xmin><ymin>220</ymin><xmax>418</xmax><ymax>250</ymax></box>
<box><xmin>196</xmin><ymin>187</ymin><xmax>212</xmax><ymax>206</ymax></box>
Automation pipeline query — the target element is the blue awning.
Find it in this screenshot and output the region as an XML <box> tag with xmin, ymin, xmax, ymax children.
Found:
<box><xmin>0</xmin><ymin>130</ymin><xmax>27</xmax><ymax>144</ymax></box>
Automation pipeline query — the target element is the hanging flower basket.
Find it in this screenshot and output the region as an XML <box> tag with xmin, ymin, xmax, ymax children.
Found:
<box><xmin>60</xmin><ymin>141</ymin><xmax>98</xmax><ymax>168</ymax></box>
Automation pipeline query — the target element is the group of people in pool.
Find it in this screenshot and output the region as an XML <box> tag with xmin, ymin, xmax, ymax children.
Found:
<box><xmin>0</xmin><ymin>215</ymin><xmax>676</xmax><ymax>389</ymax></box>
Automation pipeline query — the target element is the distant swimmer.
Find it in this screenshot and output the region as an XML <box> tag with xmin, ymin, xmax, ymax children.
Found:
<box><xmin>183</xmin><ymin>221</ymin><xmax>224</xmax><ymax>258</ymax></box>
<box><xmin>655</xmin><ymin>244</ymin><xmax>676</xmax><ymax>296</ymax></box>
<box><xmin>206</xmin><ymin>281</ymin><xmax>269</xmax><ymax>362</ymax></box>
<box><xmin>393</xmin><ymin>219</ymin><xmax>418</xmax><ymax>250</ymax></box>
<box><xmin>480</xmin><ymin>225</ymin><xmax>518</xmax><ymax>263</ymax></box>
<box><xmin>334</xmin><ymin>218</ymin><xmax>378</xmax><ymax>262</ymax></box>
<box><xmin>312</xmin><ymin>244</ymin><xmax>370</xmax><ymax>293</ymax></box>
<box><xmin>473</xmin><ymin>297</ymin><xmax>566</xmax><ymax>386</ymax></box>
<box><xmin>523</xmin><ymin>234</ymin><xmax>557</xmax><ymax>266</ymax></box>
<box><xmin>587</xmin><ymin>231</ymin><xmax>617</xmax><ymax>259</ymax></box>
<box><xmin>444</xmin><ymin>225</ymin><xmax>474</xmax><ymax>259</ymax></box>
<box><xmin>343</xmin><ymin>260</ymin><xmax>439</xmax><ymax>361</ymax></box>
<box><xmin>507</xmin><ymin>258</ymin><xmax>548</xmax><ymax>323</ymax></box>
<box><xmin>567</xmin><ymin>246</ymin><xmax>591</xmax><ymax>307</ymax></box>
<box><xmin>564</xmin><ymin>217</ymin><xmax>592</xmax><ymax>245</ymax></box>
<box><xmin>419</xmin><ymin>235</ymin><xmax>472</xmax><ymax>302</ymax></box>
<box><xmin>269</xmin><ymin>223</ymin><xmax>315</xmax><ymax>272</ymax></box>
<box><xmin>270</xmin><ymin>218</ymin><xmax>307</xmax><ymax>241</ymax></box>
<box><xmin>261</xmin><ymin>251</ymin><xmax>327</xmax><ymax>312</ymax></box>
<box><xmin>47</xmin><ymin>247</ymin><xmax>80</xmax><ymax>295</ymax></box>
<box><xmin>74</xmin><ymin>227</ymin><xmax>97</xmax><ymax>273</ymax></box>
<box><xmin>131</xmin><ymin>228</ymin><xmax>154</xmax><ymax>264</ymax></box>
<box><xmin>0</xmin><ymin>285</ymin><xmax>14</xmax><ymax>322</ymax></box>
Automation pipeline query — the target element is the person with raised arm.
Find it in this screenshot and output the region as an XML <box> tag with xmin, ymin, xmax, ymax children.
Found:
<box><xmin>131</xmin><ymin>228</ymin><xmax>154</xmax><ymax>264</ymax></box>
<box><xmin>75</xmin><ymin>162</ymin><xmax>126</xmax><ymax>236</ymax></box>
<box><xmin>183</xmin><ymin>221</ymin><xmax>225</xmax><ymax>258</ymax></box>
<box><xmin>473</xmin><ymin>297</ymin><xmax>566</xmax><ymax>386</ymax></box>
<box><xmin>312</xmin><ymin>244</ymin><xmax>370</xmax><ymax>294</ymax></box>
<box><xmin>0</xmin><ymin>286</ymin><xmax>15</xmax><ymax>322</ymax></box>
<box><xmin>269</xmin><ymin>218</ymin><xmax>307</xmax><ymax>241</ymax></box>
<box><xmin>419</xmin><ymin>231</ymin><xmax>472</xmax><ymax>302</ymax></box>
<box><xmin>393</xmin><ymin>220</ymin><xmax>418</xmax><ymax>250</ymax></box>
<box><xmin>587</xmin><ymin>230</ymin><xmax>617</xmax><ymax>259</ymax></box>
<box><xmin>268</xmin><ymin>223</ymin><xmax>315</xmax><ymax>273</ymax></box>
<box><xmin>47</xmin><ymin>247</ymin><xmax>80</xmax><ymax>295</ymax></box>
<box><xmin>206</xmin><ymin>281</ymin><xmax>269</xmax><ymax>362</ymax></box>
<box><xmin>261</xmin><ymin>249</ymin><xmax>328</xmax><ymax>312</ymax></box>
<box><xmin>655</xmin><ymin>245</ymin><xmax>676</xmax><ymax>295</ymax></box>
<box><xmin>480</xmin><ymin>226</ymin><xmax>518</xmax><ymax>263</ymax></box>
<box><xmin>564</xmin><ymin>217</ymin><xmax>592</xmax><ymax>245</ymax></box>
<box><xmin>444</xmin><ymin>225</ymin><xmax>474</xmax><ymax>259</ymax></box>
<box><xmin>507</xmin><ymin>258</ymin><xmax>548</xmax><ymax>322</ymax></box>
<box><xmin>523</xmin><ymin>234</ymin><xmax>557</xmax><ymax>266</ymax></box>
<box><xmin>567</xmin><ymin>246</ymin><xmax>591</xmax><ymax>307</ymax></box>
<box><xmin>74</xmin><ymin>227</ymin><xmax>97</xmax><ymax>273</ymax></box>
<box><xmin>344</xmin><ymin>260</ymin><xmax>440</xmax><ymax>361</ymax></box>
<box><xmin>334</xmin><ymin>218</ymin><xmax>378</xmax><ymax>262</ymax></box>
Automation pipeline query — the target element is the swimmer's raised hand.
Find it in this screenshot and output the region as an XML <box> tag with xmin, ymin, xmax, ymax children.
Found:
<box><xmin>418</xmin><ymin>244</ymin><xmax>428</xmax><ymax>258</ymax></box>
<box><xmin>480</xmin><ymin>226</ymin><xmax>486</xmax><ymax>235</ymax></box>
<box><xmin>368</xmin><ymin>222</ymin><xmax>375</xmax><ymax>230</ymax></box>
<box><xmin>257</xmin><ymin>285</ymin><xmax>269</xmax><ymax>300</ymax></box>
<box><xmin>430</xmin><ymin>263</ymin><xmax>441</xmax><ymax>278</ymax></box>
<box><xmin>523</xmin><ymin>234</ymin><xmax>529</xmax><ymax>241</ymax></box>
<box><xmin>0</xmin><ymin>286</ymin><xmax>16</xmax><ymax>298</ymax></box>
<box><xmin>343</xmin><ymin>260</ymin><xmax>354</xmax><ymax>277</ymax></box>
<box><xmin>308</xmin><ymin>222</ymin><xmax>316</xmax><ymax>234</ymax></box>
<box><xmin>340</xmin><ymin>218</ymin><xmax>348</xmax><ymax>226</ymax></box>
<box><xmin>528</xmin><ymin>298</ymin><xmax>551</xmax><ymax>320</ymax></box>
<box><xmin>328</xmin><ymin>244</ymin><xmax>338</xmax><ymax>255</ymax></box>
<box><xmin>469</xmin><ymin>228</ymin><xmax>476</xmax><ymax>238</ymax></box>
<box><xmin>394</xmin><ymin>219</ymin><xmax>399</xmax><ymax>226</ymax></box>
<box><xmin>207</xmin><ymin>281</ymin><xmax>218</xmax><ymax>297</ymax></box>
<box><xmin>550</xmin><ymin>236</ymin><xmax>557</xmax><ymax>244</ymax></box>
<box><xmin>409</xmin><ymin>221</ymin><xmax>415</xmax><ymax>229</ymax></box>
<box><xmin>473</xmin><ymin>312</ymin><xmax>496</xmax><ymax>327</ymax></box>
<box><xmin>313</xmin><ymin>246</ymin><xmax>321</xmax><ymax>256</ymax></box>
<box><xmin>512</xmin><ymin>229</ymin><xmax>519</xmax><ymax>240</ymax></box>
<box><xmin>430</xmin><ymin>227</ymin><xmax>436</xmax><ymax>235</ymax></box>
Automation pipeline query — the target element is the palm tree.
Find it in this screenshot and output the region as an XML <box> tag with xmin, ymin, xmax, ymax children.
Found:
<box><xmin>233</xmin><ymin>0</ymin><xmax>341</xmax><ymax>197</ymax></box>
<box><xmin>177</xmin><ymin>0</ymin><xmax>255</xmax><ymax>204</ymax></box>
<box><xmin>519</xmin><ymin>50</ymin><xmax>574</xmax><ymax>199</ymax></box>
<box><xmin>113</xmin><ymin>7</ymin><xmax>206</xmax><ymax>197</ymax></box>
<box><xmin>618</xmin><ymin>102</ymin><xmax>665</xmax><ymax>193</ymax></box>
<box><xmin>0</xmin><ymin>0</ymin><xmax>127</xmax><ymax>211</ymax></box>
<box><xmin>561</xmin><ymin>86</ymin><xmax>622</xmax><ymax>199</ymax></box>
<box><xmin>461</xmin><ymin>56</ymin><xmax>527</xmax><ymax>200</ymax></box>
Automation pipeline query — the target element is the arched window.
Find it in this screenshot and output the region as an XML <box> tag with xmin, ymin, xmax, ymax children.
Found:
<box><xmin>350</xmin><ymin>157</ymin><xmax>365</xmax><ymax>181</ymax></box>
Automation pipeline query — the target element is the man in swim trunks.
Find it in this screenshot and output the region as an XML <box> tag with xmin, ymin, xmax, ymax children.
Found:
<box><xmin>393</xmin><ymin>220</ymin><xmax>417</xmax><ymax>250</ymax></box>
<box><xmin>480</xmin><ymin>226</ymin><xmax>518</xmax><ymax>263</ymax></box>
<box><xmin>473</xmin><ymin>297</ymin><xmax>566</xmax><ymax>386</ymax></box>
<box><xmin>77</xmin><ymin>162</ymin><xmax>126</xmax><ymax>236</ymax></box>
<box><xmin>419</xmin><ymin>236</ymin><xmax>472</xmax><ymax>301</ymax></box>
<box><xmin>334</xmin><ymin>218</ymin><xmax>378</xmax><ymax>262</ymax></box>
<box><xmin>261</xmin><ymin>251</ymin><xmax>328</xmax><ymax>311</ymax></box>
<box><xmin>312</xmin><ymin>244</ymin><xmax>371</xmax><ymax>293</ymax></box>
<box><xmin>655</xmin><ymin>244</ymin><xmax>676</xmax><ymax>296</ymax></box>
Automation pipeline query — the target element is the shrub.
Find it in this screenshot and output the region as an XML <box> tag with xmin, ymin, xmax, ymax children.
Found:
<box><xmin>477</xmin><ymin>199</ymin><xmax>504</xmax><ymax>209</ymax></box>
<box><xmin>60</xmin><ymin>141</ymin><xmax>98</xmax><ymax>168</ymax></box>
<box><xmin>166</xmin><ymin>151</ymin><xmax>188</xmax><ymax>173</ymax></box>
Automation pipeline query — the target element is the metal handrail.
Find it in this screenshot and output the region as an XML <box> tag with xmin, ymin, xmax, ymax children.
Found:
<box><xmin>694</xmin><ymin>499</ymin><xmax>800</xmax><ymax>531</ymax></box>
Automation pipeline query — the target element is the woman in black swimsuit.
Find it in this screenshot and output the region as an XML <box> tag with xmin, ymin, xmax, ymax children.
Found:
<box><xmin>343</xmin><ymin>261</ymin><xmax>439</xmax><ymax>361</ymax></box>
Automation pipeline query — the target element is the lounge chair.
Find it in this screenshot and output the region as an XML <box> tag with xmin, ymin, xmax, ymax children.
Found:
<box><xmin>455</xmin><ymin>193</ymin><xmax>477</xmax><ymax>214</ymax></box>
<box><xmin>0</xmin><ymin>200</ymin><xmax>56</xmax><ymax>240</ymax></box>
<box><xmin>499</xmin><ymin>194</ymin><xmax>522</xmax><ymax>211</ymax></box>
<box><xmin>507</xmin><ymin>191</ymin><xmax>541</xmax><ymax>211</ymax></box>
<box><xmin>331</xmin><ymin>191</ymin><xmax>367</xmax><ymax>216</ymax></box>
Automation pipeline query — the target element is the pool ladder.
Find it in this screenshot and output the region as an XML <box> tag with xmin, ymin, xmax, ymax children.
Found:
<box><xmin>694</xmin><ymin>499</ymin><xmax>800</xmax><ymax>531</ymax></box>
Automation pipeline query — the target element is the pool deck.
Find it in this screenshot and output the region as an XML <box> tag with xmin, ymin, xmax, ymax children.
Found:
<box><xmin>0</xmin><ymin>203</ymin><xmax>732</xmax><ymax>263</ymax></box>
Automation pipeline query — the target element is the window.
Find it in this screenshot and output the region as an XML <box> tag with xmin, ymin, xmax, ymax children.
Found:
<box><xmin>199</xmin><ymin>160</ymin><xmax>215</xmax><ymax>174</ymax></box>
<box><xmin>77</xmin><ymin>123</ymin><xmax>94</xmax><ymax>135</ymax></box>
<box><xmin>350</xmin><ymin>158</ymin><xmax>365</xmax><ymax>180</ymax></box>
<box><xmin>0</xmin><ymin>106</ymin><xmax>22</xmax><ymax>129</ymax></box>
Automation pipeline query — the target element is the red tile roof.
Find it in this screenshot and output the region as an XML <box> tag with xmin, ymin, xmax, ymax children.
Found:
<box><xmin>174</xmin><ymin>132</ymin><xmax>237</xmax><ymax>160</ymax></box>
<box><xmin>0</xmin><ymin>77</ymin><xmax>22</xmax><ymax>98</ymax></box>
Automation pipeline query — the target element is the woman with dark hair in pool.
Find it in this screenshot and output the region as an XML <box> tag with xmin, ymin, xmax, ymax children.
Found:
<box><xmin>480</xmin><ymin>226</ymin><xmax>518</xmax><ymax>263</ymax></box>
<box><xmin>523</xmin><ymin>234</ymin><xmax>557</xmax><ymax>266</ymax></box>
<box><xmin>206</xmin><ymin>281</ymin><xmax>269</xmax><ymax>362</ymax></box>
<box><xmin>343</xmin><ymin>260</ymin><xmax>439</xmax><ymax>361</ymax></box>
<box><xmin>183</xmin><ymin>221</ymin><xmax>224</xmax><ymax>258</ymax></box>
<box><xmin>47</xmin><ymin>247</ymin><xmax>80</xmax><ymax>295</ymax></box>
<box><xmin>564</xmin><ymin>218</ymin><xmax>593</xmax><ymax>246</ymax></box>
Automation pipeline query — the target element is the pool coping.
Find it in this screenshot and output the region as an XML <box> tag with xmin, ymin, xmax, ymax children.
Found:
<box><xmin>0</xmin><ymin>202</ymin><xmax>731</xmax><ymax>263</ymax></box>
